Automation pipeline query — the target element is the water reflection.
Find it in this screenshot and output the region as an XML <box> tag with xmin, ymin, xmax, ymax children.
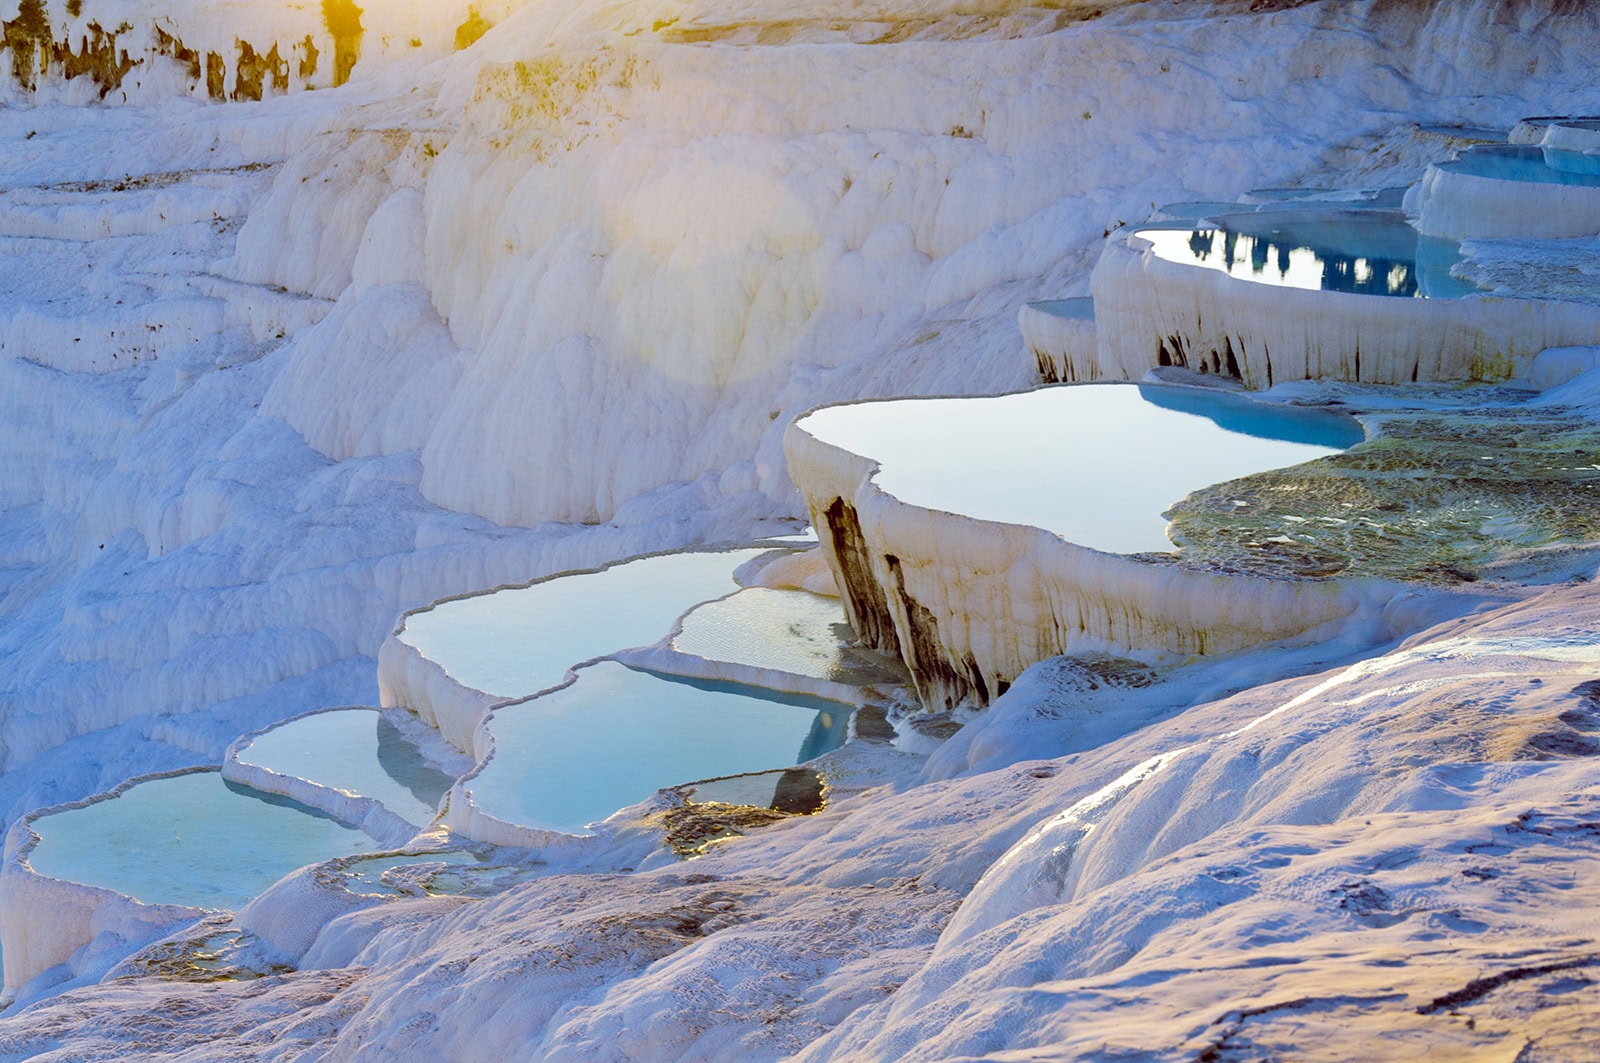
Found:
<box><xmin>398</xmin><ymin>549</ymin><xmax>770</xmax><ymax>699</ymax></box>
<box><xmin>470</xmin><ymin>661</ymin><xmax>850</xmax><ymax>835</ymax></box>
<box><xmin>1136</xmin><ymin>384</ymin><xmax>1365</xmax><ymax>449</ymax></box>
<box><xmin>798</xmin><ymin>383</ymin><xmax>1362</xmax><ymax>555</ymax></box>
<box><xmin>1027</xmin><ymin>297</ymin><xmax>1095</xmax><ymax>321</ymax></box>
<box><xmin>236</xmin><ymin>709</ymin><xmax>453</xmax><ymax>828</ymax></box>
<box><xmin>375</xmin><ymin>716</ymin><xmax>456</xmax><ymax>817</ymax></box>
<box><xmin>1141</xmin><ymin>210</ymin><xmax>1479</xmax><ymax>299</ymax></box>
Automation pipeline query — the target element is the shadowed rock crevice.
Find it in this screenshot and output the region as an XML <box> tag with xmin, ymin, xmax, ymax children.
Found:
<box><xmin>886</xmin><ymin>554</ymin><xmax>981</xmax><ymax>710</ymax></box>
<box><xmin>1416</xmin><ymin>955</ymin><xmax>1600</xmax><ymax>1015</ymax></box>
<box><xmin>822</xmin><ymin>497</ymin><xmax>899</xmax><ymax>657</ymax></box>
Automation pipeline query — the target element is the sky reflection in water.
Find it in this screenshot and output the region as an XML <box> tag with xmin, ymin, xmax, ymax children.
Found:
<box><xmin>1139</xmin><ymin>210</ymin><xmax>1480</xmax><ymax>299</ymax></box>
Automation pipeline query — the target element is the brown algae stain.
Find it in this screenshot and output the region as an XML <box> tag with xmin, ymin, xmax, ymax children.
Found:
<box><xmin>658</xmin><ymin>769</ymin><xmax>827</xmax><ymax>857</ymax></box>
<box><xmin>1166</xmin><ymin>404</ymin><xmax>1600</xmax><ymax>584</ymax></box>
<box><xmin>660</xmin><ymin>802</ymin><xmax>804</xmax><ymax>857</ymax></box>
<box><xmin>4</xmin><ymin>0</ymin><xmax>140</xmax><ymax>95</ymax></box>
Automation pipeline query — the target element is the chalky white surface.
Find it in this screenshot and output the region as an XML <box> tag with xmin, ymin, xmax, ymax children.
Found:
<box><xmin>0</xmin><ymin>0</ymin><xmax>1599</xmax><ymax>1057</ymax></box>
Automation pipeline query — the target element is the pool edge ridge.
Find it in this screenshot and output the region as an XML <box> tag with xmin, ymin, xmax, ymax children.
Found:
<box><xmin>1091</xmin><ymin>226</ymin><xmax>1600</xmax><ymax>389</ymax></box>
<box><xmin>785</xmin><ymin>392</ymin><xmax>1414</xmax><ymax>712</ymax></box>
<box><xmin>0</xmin><ymin>768</ymin><xmax>217</xmax><ymax>995</ymax></box>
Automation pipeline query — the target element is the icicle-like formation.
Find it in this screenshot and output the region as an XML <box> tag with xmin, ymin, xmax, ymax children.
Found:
<box><xmin>786</xmin><ymin>406</ymin><xmax>1392</xmax><ymax>710</ymax></box>
<box><xmin>1088</xmin><ymin>228</ymin><xmax>1600</xmax><ymax>389</ymax></box>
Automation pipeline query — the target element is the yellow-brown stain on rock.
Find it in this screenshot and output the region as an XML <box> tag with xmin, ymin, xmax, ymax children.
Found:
<box><xmin>455</xmin><ymin>7</ymin><xmax>491</xmax><ymax>50</ymax></box>
<box><xmin>3</xmin><ymin>0</ymin><xmax>52</xmax><ymax>89</ymax></box>
<box><xmin>321</xmin><ymin>0</ymin><xmax>363</xmax><ymax>86</ymax></box>
<box><xmin>5</xmin><ymin>0</ymin><xmax>141</xmax><ymax>96</ymax></box>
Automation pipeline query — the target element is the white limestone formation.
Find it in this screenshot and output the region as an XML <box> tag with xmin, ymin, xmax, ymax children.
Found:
<box><xmin>1</xmin><ymin>0</ymin><xmax>1600</xmax><ymax>1055</ymax></box>
<box><xmin>1017</xmin><ymin>298</ymin><xmax>1097</xmax><ymax>382</ymax></box>
<box><xmin>785</xmin><ymin>395</ymin><xmax>1405</xmax><ymax>709</ymax></box>
<box><xmin>1410</xmin><ymin>147</ymin><xmax>1600</xmax><ymax>240</ymax></box>
<box><xmin>0</xmin><ymin>774</ymin><xmax>211</xmax><ymax>995</ymax></box>
<box><xmin>1087</xmin><ymin>226</ymin><xmax>1600</xmax><ymax>388</ymax></box>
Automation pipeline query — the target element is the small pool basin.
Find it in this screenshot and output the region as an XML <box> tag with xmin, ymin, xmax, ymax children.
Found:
<box><xmin>467</xmin><ymin>661</ymin><xmax>850</xmax><ymax>835</ymax></box>
<box><xmin>672</xmin><ymin>587</ymin><xmax>907</xmax><ymax>687</ymax></box>
<box><xmin>397</xmin><ymin>549</ymin><xmax>773</xmax><ymax>700</ymax></box>
<box><xmin>234</xmin><ymin>709</ymin><xmax>455</xmax><ymax>829</ymax></box>
<box><xmin>794</xmin><ymin>383</ymin><xmax>1362</xmax><ymax>555</ymax></box>
<box><xmin>27</xmin><ymin>772</ymin><xmax>374</xmax><ymax>910</ymax></box>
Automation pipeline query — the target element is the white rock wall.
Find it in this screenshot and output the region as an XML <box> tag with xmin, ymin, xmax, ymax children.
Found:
<box><xmin>1412</xmin><ymin>163</ymin><xmax>1600</xmax><ymax>240</ymax></box>
<box><xmin>1087</xmin><ymin>231</ymin><xmax>1600</xmax><ymax>388</ymax></box>
<box><xmin>1017</xmin><ymin>301</ymin><xmax>1098</xmax><ymax>383</ymax></box>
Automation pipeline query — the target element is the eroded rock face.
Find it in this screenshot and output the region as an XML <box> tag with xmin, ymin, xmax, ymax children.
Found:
<box><xmin>0</xmin><ymin>0</ymin><xmax>499</xmax><ymax>100</ymax></box>
<box><xmin>1087</xmin><ymin>222</ymin><xmax>1600</xmax><ymax>390</ymax></box>
<box><xmin>0</xmin><ymin>0</ymin><xmax>330</xmax><ymax>100</ymax></box>
<box><xmin>3</xmin><ymin>0</ymin><xmax>139</xmax><ymax>94</ymax></box>
<box><xmin>823</xmin><ymin>497</ymin><xmax>900</xmax><ymax>658</ymax></box>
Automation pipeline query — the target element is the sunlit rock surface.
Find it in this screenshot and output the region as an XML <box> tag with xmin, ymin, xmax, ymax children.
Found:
<box><xmin>1</xmin><ymin>0</ymin><xmax>1600</xmax><ymax>1057</ymax></box>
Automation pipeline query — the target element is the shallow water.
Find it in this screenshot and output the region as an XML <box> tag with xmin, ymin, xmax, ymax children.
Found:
<box><xmin>398</xmin><ymin>549</ymin><xmax>773</xmax><ymax>699</ymax></box>
<box><xmin>1417</xmin><ymin>125</ymin><xmax>1506</xmax><ymax>143</ymax></box>
<box><xmin>235</xmin><ymin>710</ymin><xmax>454</xmax><ymax>828</ymax></box>
<box><xmin>1138</xmin><ymin>210</ymin><xmax>1479</xmax><ymax>299</ymax></box>
<box><xmin>1027</xmin><ymin>297</ymin><xmax>1095</xmax><ymax>321</ymax></box>
<box><xmin>798</xmin><ymin>383</ymin><xmax>1362</xmax><ymax>555</ymax></box>
<box><xmin>469</xmin><ymin>661</ymin><xmax>850</xmax><ymax>834</ymax></box>
<box><xmin>336</xmin><ymin>850</ymin><xmax>512</xmax><ymax>897</ymax></box>
<box><xmin>28</xmin><ymin>772</ymin><xmax>374</xmax><ymax>909</ymax></box>
<box><xmin>679</xmin><ymin>768</ymin><xmax>825</xmax><ymax>814</ymax></box>
<box><xmin>673</xmin><ymin>587</ymin><xmax>907</xmax><ymax>686</ymax></box>
<box><xmin>1441</xmin><ymin>145</ymin><xmax>1600</xmax><ymax>184</ymax></box>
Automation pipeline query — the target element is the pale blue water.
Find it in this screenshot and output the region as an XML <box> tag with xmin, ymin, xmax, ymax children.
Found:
<box><xmin>1138</xmin><ymin>210</ymin><xmax>1479</xmax><ymax>299</ymax></box>
<box><xmin>1441</xmin><ymin>144</ymin><xmax>1600</xmax><ymax>184</ymax></box>
<box><xmin>338</xmin><ymin>850</ymin><xmax>490</xmax><ymax>896</ymax></box>
<box><xmin>28</xmin><ymin>771</ymin><xmax>374</xmax><ymax>909</ymax></box>
<box><xmin>235</xmin><ymin>709</ymin><xmax>454</xmax><ymax>829</ymax></box>
<box><xmin>1028</xmin><ymin>297</ymin><xmax>1095</xmax><ymax>321</ymax></box>
<box><xmin>469</xmin><ymin>661</ymin><xmax>850</xmax><ymax>834</ymax></box>
<box><xmin>398</xmin><ymin>549</ymin><xmax>772</xmax><ymax>699</ymax></box>
<box><xmin>797</xmin><ymin>383</ymin><xmax>1362</xmax><ymax>555</ymax></box>
<box><xmin>672</xmin><ymin>587</ymin><xmax>907</xmax><ymax>686</ymax></box>
<box><xmin>1155</xmin><ymin>189</ymin><xmax>1402</xmax><ymax>224</ymax></box>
